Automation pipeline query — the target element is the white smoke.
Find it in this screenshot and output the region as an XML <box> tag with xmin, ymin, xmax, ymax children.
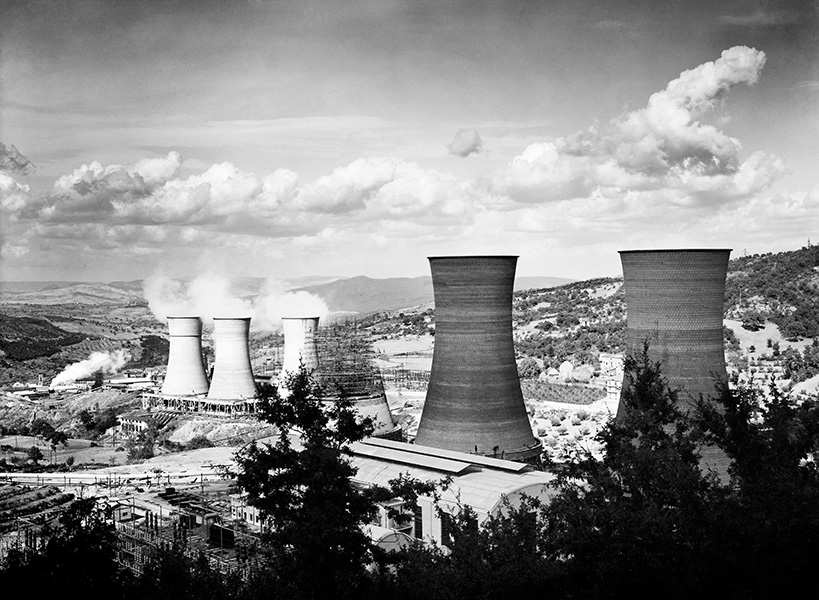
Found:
<box><xmin>143</xmin><ymin>272</ymin><xmax>329</xmax><ymax>331</ymax></box>
<box><xmin>254</xmin><ymin>282</ymin><xmax>330</xmax><ymax>329</ymax></box>
<box><xmin>50</xmin><ymin>350</ymin><xmax>131</xmax><ymax>388</ymax></box>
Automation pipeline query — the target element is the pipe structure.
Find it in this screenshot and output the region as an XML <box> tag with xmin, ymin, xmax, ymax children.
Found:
<box><xmin>616</xmin><ymin>249</ymin><xmax>731</xmax><ymax>475</ymax></box>
<box><xmin>206</xmin><ymin>317</ymin><xmax>258</xmax><ymax>400</ymax></box>
<box><xmin>415</xmin><ymin>256</ymin><xmax>541</xmax><ymax>462</ymax></box>
<box><xmin>281</xmin><ymin>317</ymin><xmax>320</xmax><ymax>377</ymax></box>
<box><xmin>161</xmin><ymin>317</ymin><xmax>209</xmax><ymax>396</ymax></box>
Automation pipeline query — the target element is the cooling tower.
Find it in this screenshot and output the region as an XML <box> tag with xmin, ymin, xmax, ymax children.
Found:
<box><xmin>355</xmin><ymin>392</ymin><xmax>403</xmax><ymax>440</ymax></box>
<box><xmin>415</xmin><ymin>256</ymin><xmax>541</xmax><ymax>462</ymax></box>
<box><xmin>616</xmin><ymin>249</ymin><xmax>731</xmax><ymax>475</ymax></box>
<box><xmin>206</xmin><ymin>317</ymin><xmax>258</xmax><ymax>400</ymax></box>
<box><xmin>281</xmin><ymin>317</ymin><xmax>320</xmax><ymax>377</ymax></box>
<box><xmin>161</xmin><ymin>316</ymin><xmax>209</xmax><ymax>396</ymax></box>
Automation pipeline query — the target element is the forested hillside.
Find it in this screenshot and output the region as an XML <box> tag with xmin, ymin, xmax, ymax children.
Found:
<box><xmin>362</xmin><ymin>245</ymin><xmax>819</xmax><ymax>371</ymax></box>
<box><xmin>726</xmin><ymin>245</ymin><xmax>819</xmax><ymax>339</ymax></box>
<box><xmin>0</xmin><ymin>315</ymin><xmax>87</xmax><ymax>361</ymax></box>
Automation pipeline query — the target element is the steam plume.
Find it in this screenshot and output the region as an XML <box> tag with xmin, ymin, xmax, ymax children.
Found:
<box><xmin>50</xmin><ymin>350</ymin><xmax>131</xmax><ymax>388</ymax></box>
<box><xmin>143</xmin><ymin>273</ymin><xmax>329</xmax><ymax>330</ymax></box>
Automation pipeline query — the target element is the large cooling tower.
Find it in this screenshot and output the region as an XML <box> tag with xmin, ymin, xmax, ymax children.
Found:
<box><xmin>616</xmin><ymin>249</ymin><xmax>731</xmax><ymax>475</ymax></box>
<box><xmin>161</xmin><ymin>316</ymin><xmax>210</xmax><ymax>396</ymax></box>
<box><xmin>415</xmin><ymin>256</ymin><xmax>541</xmax><ymax>462</ymax></box>
<box><xmin>206</xmin><ymin>317</ymin><xmax>258</xmax><ymax>400</ymax></box>
<box><xmin>281</xmin><ymin>317</ymin><xmax>320</xmax><ymax>377</ymax></box>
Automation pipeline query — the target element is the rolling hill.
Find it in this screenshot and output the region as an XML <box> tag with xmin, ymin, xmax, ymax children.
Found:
<box><xmin>295</xmin><ymin>275</ymin><xmax>574</xmax><ymax>314</ymax></box>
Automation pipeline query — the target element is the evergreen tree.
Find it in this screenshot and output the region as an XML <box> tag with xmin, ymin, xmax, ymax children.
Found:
<box><xmin>232</xmin><ymin>366</ymin><xmax>378</xmax><ymax>600</ymax></box>
<box><xmin>695</xmin><ymin>380</ymin><xmax>819</xmax><ymax>598</ymax></box>
<box><xmin>542</xmin><ymin>345</ymin><xmax>721</xmax><ymax>599</ymax></box>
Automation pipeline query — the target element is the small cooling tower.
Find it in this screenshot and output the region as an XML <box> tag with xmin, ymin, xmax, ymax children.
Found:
<box><xmin>206</xmin><ymin>317</ymin><xmax>258</xmax><ymax>400</ymax></box>
<box><xmin>161</xmin><ymin>316</ymin><xmax>209</xmax><ymax>396</ymax></box>
<box><xmin>616</xmin><ymin>249</ymin><xmax>731</xmax><ymax>475</ymax></box>
<box><xmin>281</xmin><ymin>317</ymin><xmax>320</xmax><ymax>377</ymax></box>
<box><xmin>415</xmin><ymin>256</ymin><xmax>541</xmax><ymax>462</ymax></box>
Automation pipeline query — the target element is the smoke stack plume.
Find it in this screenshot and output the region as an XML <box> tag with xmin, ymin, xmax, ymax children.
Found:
<box><xmin>206</xmin><ymin>317</ymin><xmax>258</xmax><ymax>400</ymax></box>
<box><xmin>161</xmin><ymin>316</ymin><xmax>209</xmax><ymax>396</ymax></box>
<box><xmin>616</xmin><ymin>249</ymin><xmax>731</xmax><ymax>474</ymax></box>
<box><xmin>281</xmin><ymin>317</ymin><xmax>320</xmax><ymax>377</ymax></box>
<box><xmin>415</xmin><ymin>256</ymin><xmax>541</xmax><ymax>462</ymax></box>
<box><xmin>50</xmin><ymin>350</ymin><xmax>130</xmax><ymax>388</ymax></box>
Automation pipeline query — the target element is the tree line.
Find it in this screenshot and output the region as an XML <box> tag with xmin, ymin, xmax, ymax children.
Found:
<box><xmin>3</xmin><ymin>355</ymin><xmax>819</xmax><ymax>599</ymax></box>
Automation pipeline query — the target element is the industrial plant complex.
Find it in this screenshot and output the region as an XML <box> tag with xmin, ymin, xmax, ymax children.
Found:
<box><xmin>1</xmin><ymin>248</ymin><xmax>741</xmax><ymax>573</ymax></box>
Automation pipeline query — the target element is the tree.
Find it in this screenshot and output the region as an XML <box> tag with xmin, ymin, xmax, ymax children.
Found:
<box><xmin>542</xmin><ymin>345</ymin><xmax>721</xmax><ymax>599</ymax></box>
<box><xmin>516</xmin><ymin>357</ymin><xmax>541</xmax><ymax>380</ymax></box>
<box><xmin>383</xmin><ymin>497</ymin><xmax>560</xmax><ymax>600</ymax></box>
<box><xmin>741</xmin><ymin>309</ymin><xmax>765</xmax><ymax>332</ymax></box>
<box><xmin>26</xmin><ymin>445</ymin><xmax>43</xmax><ymax>465</ymax></box>
<box><xmin>232</xmin><ymin>366</ymin><xmax>378</xmax><ymax>599</ymax></box>
<box><xmin>0</xmin><ymin>498</ymin><xmax>129</xmax><ymax>600</ymax></box>
<box><xmin>693</xmin><ymin>380</ymin><xmax>819</xmax><ymax>598</ymax></box>
<box><xmin>126</xmin><ymin>424</ymin><xmax>157</xmax><ymax>461</ymax></box>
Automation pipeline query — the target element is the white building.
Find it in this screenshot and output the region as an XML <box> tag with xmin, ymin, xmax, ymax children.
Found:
<box><xmin>600</xmin><ymin>352</ymin><xmax>624</xmax><ymax>402</ymax></box>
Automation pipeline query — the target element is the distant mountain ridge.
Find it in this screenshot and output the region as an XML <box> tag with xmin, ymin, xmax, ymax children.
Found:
<box><xmin>1</xmin><ymin>275</ymin><xmax>573</xmax><ymax>314</ymax></box>
<box><xmin>294</xmin><ymin>275</ymin><xmax>574</xmax><ymax>314</ymax></box>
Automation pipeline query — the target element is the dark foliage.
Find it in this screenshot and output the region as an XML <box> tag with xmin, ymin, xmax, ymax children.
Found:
<box><xmin>0</xmin><ymin>498</ymin><xmax>130</xmax><ymax>600</ymax></box>
<box><xmin>232</xmin><ymin>366</ymin><xmax>379</xmax><ymax>600</ymax></box>
<box><xmin>0</xmin><ymin>314</ymin><xmax>87</xmax><ymax>360</ymax></box>
<box><xmin>5</xmin><ymin>352</ymin><xmax>819</xmax><ymax>600</ymax></box>
<box><xmin>79</xmin><ymin>407</ymin><xmax>119</xmax><ymax>437</ymax></box>
<box><xmin>125</xmin><ymin>335</ymin><xmax>170</xmax><ymax>369</ymax></box>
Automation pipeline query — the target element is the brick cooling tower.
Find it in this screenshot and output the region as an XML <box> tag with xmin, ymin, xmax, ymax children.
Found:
<box><xmin>281</xmin><ymin>317</ymin><xmax>320</xmax><ymax>377</ymax></box>
<box><xmin>161</xmin><ymin>316</ymin><xmax>209</xmax><ymax>396</ymax></box>
<box><xmin>206</xmin><ymin>317</ymin><xmax>258</xmax><ymax>400</ymax></box>
<box><xmin>616</xmin><ymin>249</ymin><xmax>731</xmax><ymax>475</ymax></box>
<box><xmin>415</xmin><ymin>256</ymin><xmax>541</xmax><ymax>462</ymax></box>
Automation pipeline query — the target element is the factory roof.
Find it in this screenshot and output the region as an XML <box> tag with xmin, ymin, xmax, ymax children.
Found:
<box><xmin>359</xmin><ymin>438</ymin><xmax>533</xmax><ymax>474</ymax></box>
<box><xmin>437</xmin><ymin>470</ymin><xmax>557</xmax><ymax>516</ymax></box>
<box><xmin>349</xmin><ymin>441</ymin><xmax>479</xmax><ymax>479</ymax></box>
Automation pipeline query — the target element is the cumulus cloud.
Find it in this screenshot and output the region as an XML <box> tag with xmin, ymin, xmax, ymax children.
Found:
<box><xmin>0</xmin><ymin>173</ymin><xmax>31</xmax><ymax>213</ymax></box>
<box><xmin>495</xmin><ymin>46</ymin><xmax>783</xmax><ymax>207</ymax></box>
<box><xmin>6</xmin><ymin>151</ymin><xmax>475</xmax><ymax>243</ymax></box>
<box><xmin>143</xmin><ymin>272</ymin><xmax>329</xmax><ymax>330</ymax></box>
<box><xmin>0</xmin><ymin>142</ymin><xmax>33</xmax><ymax>175</ymax></box>
<box><xmin>4</xmin><ymin>45</ymin><xmax>810</xmax><ymax>280</ymax></box>
<box><xmin>447</xmin><ymin>129</ymin><xmax>483</xmax><ymax>157</ymax></box>
<box><xmin>33</xmin><ymin>152</ymin><xmax>184</xmax><ymax>223</ymax></box>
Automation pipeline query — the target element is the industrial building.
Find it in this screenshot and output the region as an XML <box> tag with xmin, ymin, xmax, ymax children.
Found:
<box><xmin>350</xmin><ymin>438</ymin><xmax>556</xmax><ymax>546</ymax></box>
<box><xmin>142</xmin><ymin>314</ymin><xmax>399</xmax><ymax>439</ymax></box>
<box><xmin>228</xmin><ymin>436</ymin><xmax>556</xmax><ymax>548</ymax></box>
<box><xmin>415</xmin><ymin>256</ymin><xmax>542</xmax><ymax>463</ymax></box>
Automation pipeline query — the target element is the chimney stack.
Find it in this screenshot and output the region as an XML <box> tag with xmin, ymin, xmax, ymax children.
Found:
<box><xmin>206</xmin><ymin>317</ymin><xmax>258</xmax><ymax>400</ymax></box>
<box><xmin>415</xmin><ymin>256</ymin><xmax>541</xmax><ymax>462</ymax></box>
<box><xmin>161</xmin><ymin>316</ymin><xmax>209</xmax><ymax>396</ymax></box>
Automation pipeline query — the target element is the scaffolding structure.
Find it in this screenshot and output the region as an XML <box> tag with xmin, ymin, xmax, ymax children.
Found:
<box><xmin>140</xmin><ymin>393</ymin><xmax>258</xmax><ymax>417</ymax></box>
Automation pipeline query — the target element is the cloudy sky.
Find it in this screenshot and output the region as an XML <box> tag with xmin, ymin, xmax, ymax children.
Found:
<box><xmin>2</xmin><ymin>0</ymin><xmax>818</xmax><ymax>283</ymax></box>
